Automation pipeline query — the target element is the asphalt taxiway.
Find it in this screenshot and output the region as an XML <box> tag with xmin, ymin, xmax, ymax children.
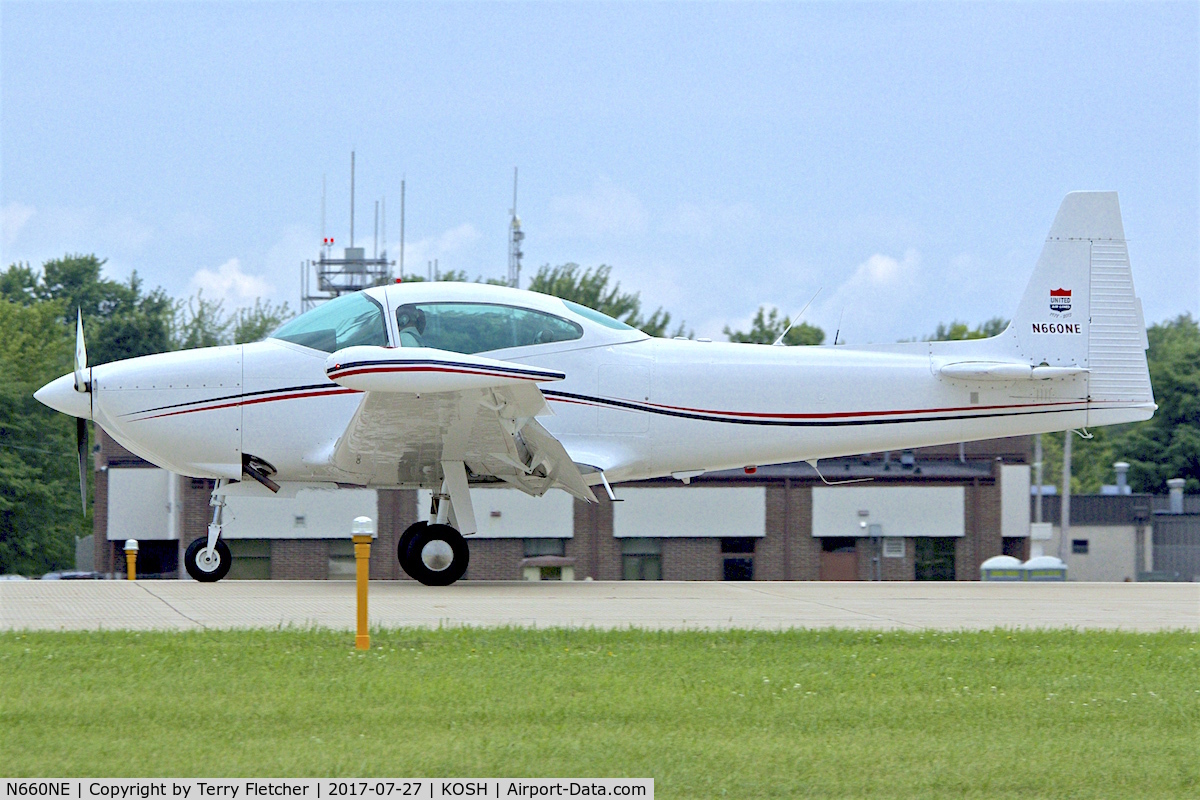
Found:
<box><xmin>2</xmin><ymin>580</ymin><xmax>1197</xmax><ymax>631</ymax></box>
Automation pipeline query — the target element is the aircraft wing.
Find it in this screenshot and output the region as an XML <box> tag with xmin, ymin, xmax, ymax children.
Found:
<box><xmin>324</xmin><ymin>346</ymin><xmax>597</xmax><ymax>503</ymax></box>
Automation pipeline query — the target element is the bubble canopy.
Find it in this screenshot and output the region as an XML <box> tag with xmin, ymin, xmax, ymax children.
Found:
<box><xmin>272</xmin><ymin>293</ymin><xmax>387</xmax><ymax>353</ymax></box>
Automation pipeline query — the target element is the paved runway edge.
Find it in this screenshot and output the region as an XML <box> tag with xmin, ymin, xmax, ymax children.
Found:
<box><xmin>3</xmin><ymin>581</ymin><xmax>1198</xmax><ymax>632</ymax></box>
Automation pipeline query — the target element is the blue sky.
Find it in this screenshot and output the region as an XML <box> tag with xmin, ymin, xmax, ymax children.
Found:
<box><xmin>2</xmin><ymin>1</ymin><xmax>1196</xmax><ymax>343</ymax></box>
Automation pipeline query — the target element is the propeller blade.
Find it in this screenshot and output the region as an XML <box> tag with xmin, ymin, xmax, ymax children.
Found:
<box><xmin>74</xmin><ymin>309</ymin><xmax>88</xmax><ymax>393</ymax></box>
<box><xmin>76</xmin><ymin>417</ymin><xmax>88</xmax><ymax>513</ymax></box>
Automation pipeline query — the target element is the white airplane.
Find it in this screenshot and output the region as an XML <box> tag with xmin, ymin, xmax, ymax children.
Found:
<box><xmin>36</xmin><ymin>192</ymin><xmax>1155</xmax><ymax>585</ymax></box>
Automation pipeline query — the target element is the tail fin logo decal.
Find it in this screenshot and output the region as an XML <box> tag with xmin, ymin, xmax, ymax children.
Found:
<box><xmin>1050</xmin><ymin>288</ymin><xmax>1072</xmax><ymax>313</ymax></box>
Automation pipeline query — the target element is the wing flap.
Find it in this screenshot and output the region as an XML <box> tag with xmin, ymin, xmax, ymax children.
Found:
<box><xmin>329</xmin><ymin>375</ymin><xmax>596</xmax><ymax>503</ymax></box>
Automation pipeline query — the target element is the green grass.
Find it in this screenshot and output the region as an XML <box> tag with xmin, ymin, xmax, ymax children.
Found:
<box><xmin>1</xmin><ymin>628</ymin><xmax>1198</xmax><ymax>798</ymax></box>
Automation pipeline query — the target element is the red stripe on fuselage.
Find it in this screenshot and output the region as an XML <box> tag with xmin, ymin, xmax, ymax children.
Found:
<box><xmin>545</xmin><ymin>393</ymin><xmax>1088</xmax><ymax>421</ymax></box>
<box><xmin>136</xmin><ymin>387</ymin><xmax>360</xmax><ymax>420</ymax></box>
<box><xmin>638</xmin><ymin>397</ymin><xmax>1085</xmax><ymax>420</ymax></box>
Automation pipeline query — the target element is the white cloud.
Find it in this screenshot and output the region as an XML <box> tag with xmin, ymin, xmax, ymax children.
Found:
<box><xmin>188</xmin><ymin>258</ymin><xmax>274</xmax><ymax>308</ymax></box>
<box><xmin>660</xmin><ymin>201</ymin><xmax>760</xmax><ymax>239</ymax></box>
<box><xmin>397</xmin><ymin>223</ymin><xmax>482</xmax><ymax>277</ymax></box>
<box><xmin>0</xmin><ymin>203</ymin><xmax>154</xmax><ymax>264</ymax></box>
<box><xmin>548</xmin><ymin>178</ymin><xmax>648</xmax><ymax>239</ymax></box>
<box><xmin>2</xmin><ymin>202</ymin><xmax>36</xmax><ymax>251</ymax></box>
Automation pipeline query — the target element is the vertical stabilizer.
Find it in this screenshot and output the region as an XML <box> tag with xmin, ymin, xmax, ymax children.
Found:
<box><xmin>1007</xmin><ymin>191</ymin><xmax>1153</xmax><ymax>425</ymax></box>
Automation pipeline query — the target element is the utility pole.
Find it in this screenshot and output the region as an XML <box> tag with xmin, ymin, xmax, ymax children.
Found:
<box><xmin>1059</xmin><ymin>432</ymin><xmax>1072</xmax><ymax>561</ymax></box>
<box><xmin>1034</xmin><ymin>433</ymin><xmax>1043</xmax><ymax>524</ymax></box>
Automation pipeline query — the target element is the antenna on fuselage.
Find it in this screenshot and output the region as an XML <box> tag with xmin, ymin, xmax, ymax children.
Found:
<box><xmin>772</xmin><ymin>288</ymin><xmax>822</xmax><ymax>346</ymax></box>
<box><xmin>806</xmin><ymin>459</ymin><xmax>872</xmax><ymax>486</ymax></box>
<box><xmin>833</xmin><ymin>306</ymin><xmax>845</xmax><ymax>346</ymax></box>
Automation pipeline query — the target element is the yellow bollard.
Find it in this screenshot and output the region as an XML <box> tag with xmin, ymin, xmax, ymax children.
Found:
<box><xmin>124</xmin><ymin>539</ymin><xmax>138</xmax><ymax>580</ymax></box>
<box><xmin>351</xmin><ymin>516</ymin><xmax>375</xmax><ymax>650</ymax></box>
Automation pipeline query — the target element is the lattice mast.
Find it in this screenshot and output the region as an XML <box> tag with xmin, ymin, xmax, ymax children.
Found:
<box><xmin>507</xmin><ymin>167</ymin><xmax>524</xmax><ymax>288</ymax></box>
<box><xmin>302</xmin><ymin>151</ymin><xmax>395</xmax><ymax>311</ymax></box>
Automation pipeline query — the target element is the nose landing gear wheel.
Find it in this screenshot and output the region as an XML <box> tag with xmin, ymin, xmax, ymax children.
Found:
<box><xmin>400</xmin><ymin>523</ymin><xmax>469</xmax><ymax>586</ymax></box>
<box><xmin>184</xmin><ymin>537</ymin><xmax>232</xmax><ymax>582</ymax></box>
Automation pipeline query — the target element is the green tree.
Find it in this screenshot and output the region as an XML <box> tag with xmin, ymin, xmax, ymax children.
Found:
<box><xmin>0</xmin><ymin>255</ymin><xmax>174</xmax><ymax>364</ymax></box>
<box><xmin>173</xmin><ymin>291</ymin><xmax>232</xmax><ymax>350</ymax></box>
<box><xmin>399</xmin><ymin>269</ymin><xmax>472</xmax><ymax>284</ymax></box>
<box><xmin>0</xmin><ymin>299</ymin><xmax>87</xmax><ymax>575</ymax></box>
<box><xmin>925</xmin><ymin>317</ymin><xmax>1008</xmax><ymax>341</ymax></box>
<box><xmin>1035</xmin><ymin>315</ymin><xmax>1199</xmax><ymax>496</ymax></box>
<box><xmin>234</xmin><ymin>298</ymin><xmax>294</xmax><ymax>344</ymax></box>
<box><xmin>724</xmin><ymin>306</ymin><xmax>824</xmax><ymax>346</ymax></box>
<box><xmin>527</xmin><ymin>263</ymin><xmax>684</xmax><ymax>337</ymax></box>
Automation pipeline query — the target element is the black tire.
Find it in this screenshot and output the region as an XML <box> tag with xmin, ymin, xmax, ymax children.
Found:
<box><xmin>397</xmin><ymin>521</ymin><xmax>428</xmax><ymax>579</ymax></box>
<box><xmin>184</xmin><ymin>537</ymin><xmax>232</xmax><ymax>582</ymax></box>
<box><xmin>405</xmin><ymin>523</ymin><xmax>469</xmax><ymax>586</ymax></box>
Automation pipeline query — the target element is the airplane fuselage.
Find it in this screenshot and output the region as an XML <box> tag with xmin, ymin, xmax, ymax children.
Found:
<box><xmin>60</xmin><ymin>306</ymin><xmax>1142</xmax><ymax>490</ymax></box>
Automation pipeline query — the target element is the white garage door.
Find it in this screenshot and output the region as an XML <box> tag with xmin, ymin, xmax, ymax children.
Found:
<box><xmin>614</xmin><ymin>487</ymin><xmax>765</xmax><ymax>538</ymax></box>
<box><xmin>107</xmin><ymin>468</ymin><xmax>174</xmax><ymax>540</ymax></box>
<box><xmin>812</xmin><ymin>486</ymin><xmax>964</xmax><ymax>538</ymax></box>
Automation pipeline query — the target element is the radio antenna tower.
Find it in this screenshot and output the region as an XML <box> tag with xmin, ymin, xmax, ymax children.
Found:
<box><xmin>301</xmin><ymin>151</ymin><xmax>394</xmax><ymax>311</ymax></box>
<box><xmin>507</xmin><ymin>167</ymin><xmax>524</xmax><ymax>288</ymax></box>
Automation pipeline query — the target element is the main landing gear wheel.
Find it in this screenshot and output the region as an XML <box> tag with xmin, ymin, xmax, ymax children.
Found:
<box><xmin>400</xmin><ymin>523</ymin><xmax>469</xmax><ymax>586</ymax></box>
<box><xmin>397</xmin><ymin>521</ymin><xmax>427</xmax><ymax>578</ymax></box>
<box><xmin>184</xmin><ymin>537</ymin><xmax>231</xmax><ymax>582</ymax></box>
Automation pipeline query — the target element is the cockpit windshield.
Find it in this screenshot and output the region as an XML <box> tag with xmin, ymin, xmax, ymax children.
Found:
<box><xmin>395</xmin><ymin>302</ymin><xmax>583</xmax><ymax>353</ymax></box>
<box><xmin>271</xmin><ymin>292</ymin><xmax>388</xmax><ymax>352</ymax></box>
<box><xmin>561</xmin><ymin>300</ymin><xmax>637</xmax><ymax>331</ymax></box>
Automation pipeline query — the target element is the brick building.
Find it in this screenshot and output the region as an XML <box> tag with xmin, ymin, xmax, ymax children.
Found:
<box><xmin>92</xmin><ymin>430</ymin><xmax>1038</xmax><ymax>581</ymax></box>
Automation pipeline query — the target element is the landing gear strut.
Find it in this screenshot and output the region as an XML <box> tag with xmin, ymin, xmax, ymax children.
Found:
<box><xmin>397</xmin><ymin>519</ymin><xmax>469</xmax><ymax>586</ymax></box>
<box><xmin>185</xmin><ymin>479</ymin><xmax>231</xmax><ymax>582</ymax></box>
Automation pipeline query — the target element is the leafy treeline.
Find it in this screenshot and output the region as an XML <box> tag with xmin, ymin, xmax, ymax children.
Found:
<box><xmin>1032</xmin><ymin>315</ymin><xmax>1200</xmax><ymax>495</ymax></box>
<box><xmin>0</xmin><ymin>300</ymin><xmax>81</xmax><ymax>574</ymax></box>
<box><xmin>0</xmin><ymin>255</ymin><xmax>292</xmax><ymax>575</ymax></box>
<box><xmin>724</xmin><ymin>306</ymin><xmax>824</xmax><ymax>346</ymax></box>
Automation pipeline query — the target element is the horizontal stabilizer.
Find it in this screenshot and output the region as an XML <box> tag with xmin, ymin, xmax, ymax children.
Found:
<box><xmin>326</xmin><ymin>346</ymin><xmax>565</xmax><ymax>394</ymax></box>
<box><xmin>938</xmin><ymin>361</ymin><xmax>1088</xmax><ymax>382</ymax></box>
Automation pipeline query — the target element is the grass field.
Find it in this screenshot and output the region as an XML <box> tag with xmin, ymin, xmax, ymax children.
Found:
<box><xmin>1</xmin><ymin>627</ymin><xmax>1197</xmax><ymax>798</ymax></box>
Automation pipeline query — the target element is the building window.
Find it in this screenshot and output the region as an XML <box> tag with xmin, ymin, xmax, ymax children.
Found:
<box><xmin>723</xmin><ymin>558</ymin><xmax>753</xmax><ymax>581</ymax></box>
<box><xmin>227</xmin><ymin>539</ymin><xmax>271</xmax><ymax>580</ymax></box>
<box><xmin>1072</xmin><ymin>539</ymin><xmax>1089</xmax><ymax>554</ymax></box>
<box><xmin>720</xmin><ymin>538</ymin><xmax>755</xmax><ymax>580</ymax></box>
<box><xmin>525</xmin><ymin>538</ymin><xmax>567</xmax><ymax>557</ymax></box>
<box><xmin>914</xmin><ymin>537</ymin><xmax>956</xmax><ymax>581</ymax></box>
<box><xmin>621</xmin><ymin>538</ymin><xmax>662</xmax><ymax>581</ymax></box>
<box><xmin>822</xmin><ymin>537</ymin><xmax>857</xmax><ymax>554</ymax></box>
<box><xmin>327</xmin><ymin>539</ymin><xmax>357</xmax><ymax>580</ymax></box>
